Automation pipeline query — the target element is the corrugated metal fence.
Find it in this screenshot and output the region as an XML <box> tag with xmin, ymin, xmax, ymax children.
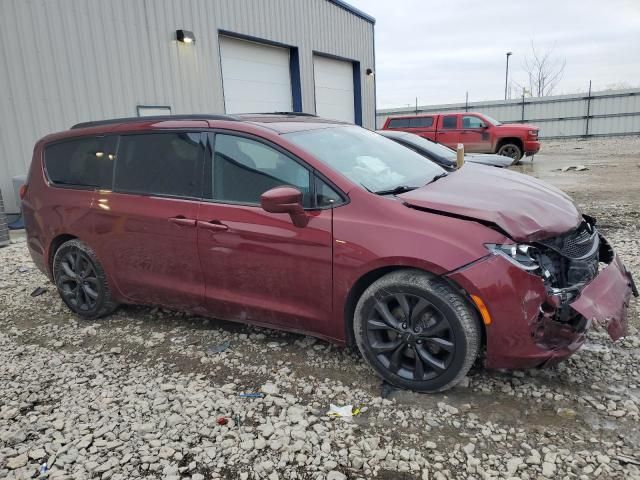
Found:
<box><xmin>376</xmin><ymin>88</ymin><xmax>640</xmax><ymax>139</ymax></box>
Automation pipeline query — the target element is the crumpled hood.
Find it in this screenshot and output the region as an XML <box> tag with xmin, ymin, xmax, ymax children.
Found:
<box><xmin>398</xmin><ymin>163</ymin><xmax>582</xmax><ymax>242</ymax></box>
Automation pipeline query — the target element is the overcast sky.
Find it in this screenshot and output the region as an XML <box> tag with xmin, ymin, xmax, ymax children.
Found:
<box><xmin>347</xmin><ymin>0</ymin><xmax>640</xmax><ymax>108</ymax></box>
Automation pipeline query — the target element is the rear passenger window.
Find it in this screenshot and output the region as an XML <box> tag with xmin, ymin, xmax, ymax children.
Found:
<box><xmin>45</xmin><ymin>137</ymin><xmax>114</xmax><ymax>189</ymax></box>
<box><xmin>387</xmin><ymin>118</ymin><xmax>410</xmax><ymax>128</ymax></box>
<box><xmin>211</xmin><ymin>135</ymin><xmax>311</xmax><ymax>207</ymax></box>
<box><xmin>409</xmin><ymin>117</ymin><xmax>434</xmax><ymax>128</ymax></box>
<box><xmin>442</xmin><ymin>116</ymin><xmax>457</xmax><ymax>129</ymax></box>
<box><xmin>114</xmin><ymin>132</ymin><xmax>203</xmax><ymax>198</ymax></box>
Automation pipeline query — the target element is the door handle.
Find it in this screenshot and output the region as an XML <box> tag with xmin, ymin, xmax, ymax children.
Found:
<box><xmin>198</xmin><ymin>220</ymin><xmax>229</xmax><ymax>232</ymax></box>
<box><xmin>168</xmin><ymin>216</ymin><xmax>197</xmax><ymax>227</ymax></box>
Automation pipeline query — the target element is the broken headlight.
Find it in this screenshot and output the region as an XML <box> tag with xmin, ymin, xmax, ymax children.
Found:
<box><xmin>485</xmin><ymin>244</ymin><xmax>540</xmax><ymax>271</ymax></box>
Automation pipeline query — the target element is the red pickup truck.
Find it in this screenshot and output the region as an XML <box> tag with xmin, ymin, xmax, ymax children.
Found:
<box><xmin>382</xmin><ymin>112</ymin><xmax>540</xmax><ymax>161</ymax></box>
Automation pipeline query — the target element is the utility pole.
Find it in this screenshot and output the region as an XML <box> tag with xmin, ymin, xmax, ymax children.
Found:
<box><xmin>505</xmin><ymin>52</ymin><xmax>512</xmax><ymax>100</ymax></box>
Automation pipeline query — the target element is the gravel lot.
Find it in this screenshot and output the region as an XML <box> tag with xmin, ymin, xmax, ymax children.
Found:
<box><xmin>1</xmin><ymin>136</ymin><xmax>639</xmax><ymax>480</ymax></box>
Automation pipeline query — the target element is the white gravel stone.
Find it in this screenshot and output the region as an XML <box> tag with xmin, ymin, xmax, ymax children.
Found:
<box><xmin>28</xmin><ymin>448</ymin><xmax>46</xmax><ymax>460</ymax></box>
<box><xmin>327</xmin><ymin>471</ymin><xmax>347</xmax><ymax>480</ymax></box>
<box><xmin>7</xmin><ymin>453</ymin><xmax>28</xmax><ymax>469</ymax></box>
<box><xmin>261</xmin><ymin>382</ymin><xmax>279</xmax><ymax>395</ymax></box>
<box><xmin>542</xmin><ymin>461</ymin><xmax>556</xmax><ymax>477</ymax></box>
<box><xmin>166</xmin><ymin>414</ymin><xmax>184</xmax><ymax>427</ymax></box>
<box><xmin>506</xmin><ymin>457</ymin><xmax>522</xmax><ymax>475</ymax></box>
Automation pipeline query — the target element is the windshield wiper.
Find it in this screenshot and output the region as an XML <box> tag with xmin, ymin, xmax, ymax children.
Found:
<box><xmin>429</xmin><ymin>172</ymin><xmax>448</xmax><ymax>184</ymax></box>
<box><xmin>374</xmin><ymin>185</ymin><xmax>418</xmax><ymax>195</ymax></box>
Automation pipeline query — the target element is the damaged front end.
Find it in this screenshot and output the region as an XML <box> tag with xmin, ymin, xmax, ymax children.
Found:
<box><xmin>447</xmin><ymin>215</ymin><xmax>637</xmax><ymax>369</ymax></box>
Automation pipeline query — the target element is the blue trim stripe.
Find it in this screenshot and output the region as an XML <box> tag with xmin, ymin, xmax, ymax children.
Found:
<box><xmin>290</xmin><ymin>48</ymin><xmax>303</xmax><ymax>112</ymax></box>
<box><xmin>219</xmin><ymin>30</ymin><xmax>294</xmax><ymax>50</ymax></box>
<box><xmin>327</xmin><ymin>0</ymin><xmax>375</xmax><ymax>24</ymax></box>
<box><xmin>353</xmin><ymin>62</ymin><xmax>362</xmax><ymax>126</ymax></box>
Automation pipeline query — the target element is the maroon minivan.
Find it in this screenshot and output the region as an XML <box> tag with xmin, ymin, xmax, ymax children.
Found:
<box><xmin>22</xmin><ymin>114</ymin><xmax>637</xmax><ymax>392</ymax></box>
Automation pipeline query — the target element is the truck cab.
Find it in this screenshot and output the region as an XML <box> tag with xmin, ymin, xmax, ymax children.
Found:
<box><xmin>382</xmin><ymin>112</ymin><xmax>540</xmax><ymax>161</ymax></box>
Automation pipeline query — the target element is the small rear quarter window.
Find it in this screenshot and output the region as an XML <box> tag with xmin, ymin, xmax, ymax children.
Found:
<box><xmin>387</xmin><ymin>118</ymin><xmax>410</xmax><ymax>128</ymax></box>
<box><xmin>45</xmin><ymin>137</ymin><xmax>114</xmax><ymax>189</ymax></box>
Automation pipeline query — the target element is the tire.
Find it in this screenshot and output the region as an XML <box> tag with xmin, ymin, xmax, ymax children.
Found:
<box><xmin>497</xmin><ymin>142</ymin><xmax>523</xmax><ymax>162</ymax></box>
<box><xmin>353</xmin><ymin>269</ymin><xmax>481</xmax><ymax>393</ymax></box>
<box><xmin>52</xmin><ymin>239</ymin><xmax>118</xmax><ymax>319</ymax></box>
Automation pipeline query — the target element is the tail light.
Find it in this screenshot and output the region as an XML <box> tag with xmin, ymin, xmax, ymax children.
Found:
<box><xmin>19</xmin><ymin>184</ymin><xmax>28</xmax><ymax>199</ymax></box>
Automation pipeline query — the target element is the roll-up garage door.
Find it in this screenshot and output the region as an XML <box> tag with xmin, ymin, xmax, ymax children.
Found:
<box><xmin>313</xmin><ymin>55</ymin><xmax>355</xmax><ymax>123</ymax></box>
<box><xmin>219</xmin><ymin>36</ymin><xmax>292</xmax><ymax>114</ymax></box>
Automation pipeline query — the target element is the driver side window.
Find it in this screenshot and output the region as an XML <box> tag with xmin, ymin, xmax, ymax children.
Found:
<box><xmin>462</xmin><ymin>116</ymin><xmax>485</xmax><ymax>129</ymax></box>
<box><xmin>211</xmin><ymin>134</ymin><xmax>311</xmax><ymax>207</ymax></box>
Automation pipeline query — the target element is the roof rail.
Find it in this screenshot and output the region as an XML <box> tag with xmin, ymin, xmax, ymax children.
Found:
<box><xmin>70</xmin><ymin>114</ymin><xmax>239</xmax><ymax>130</ymax></box>
<box><xmin>241</xmin><ymin>112</ymin><xmax>318</xmax><ymax>117</ymax></box>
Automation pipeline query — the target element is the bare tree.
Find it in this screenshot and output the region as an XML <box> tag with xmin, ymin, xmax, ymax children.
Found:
<box><xmin>521</xmin><ymin>42</ymin><xmax>566</xmax><ymax>97</ymax></box>
<box><xmin>602</xmin><ymin>81</ymin><xmax>638</xmax><ymax>91</ymax></box>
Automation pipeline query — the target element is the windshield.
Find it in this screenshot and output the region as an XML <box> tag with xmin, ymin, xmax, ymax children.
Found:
<box><xmin>284</xmin><ymin>126</ymin><xmax>445</xmax><ymax>193</ymax></box>
<box><xmin>398</xmin><ymin>134</ymin><xmax>457</xmax><ymax>161</ymax></box>
<box><xmin>483</xmin><ymin>115</ymin><xmax>502</xmax><ymax>126</ymax></box>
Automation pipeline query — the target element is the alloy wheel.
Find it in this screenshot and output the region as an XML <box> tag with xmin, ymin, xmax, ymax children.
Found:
<box><xmin>57</xmin><ymin>250</ymin><xmax>100</xmax><ymax>312</ymax></box>
<box><xmin>499</xmin><ymin>145</ymin><xmax>520</xmax><ymax>159</ymax></box>
<box><xmin>365</xmin><ymin>292</ymin><xmax>455</xmax><ymax>381</ymax></box>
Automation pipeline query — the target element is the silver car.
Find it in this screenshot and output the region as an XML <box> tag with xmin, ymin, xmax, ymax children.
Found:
<box><xmin>377</xmin><ymin>130</ymin><xmax>515</xmax><ymax>169</ymax></box>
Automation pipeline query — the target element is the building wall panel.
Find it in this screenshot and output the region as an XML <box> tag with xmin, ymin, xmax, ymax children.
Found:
<box><xmin>0</xmin><ymin>0</ymin><xmax>375</xmax><ymax>213</ymax></box>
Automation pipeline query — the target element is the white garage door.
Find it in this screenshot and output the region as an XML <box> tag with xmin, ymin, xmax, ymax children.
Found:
<box><xmin>219</xmin><ymin>36</ymin><xmax>292</xmax><ymax>114</ymax></box>
<box><xmin>313</xmin><ymin>56</ymin><xmax>355</xmax><ymax>123</ymax></box>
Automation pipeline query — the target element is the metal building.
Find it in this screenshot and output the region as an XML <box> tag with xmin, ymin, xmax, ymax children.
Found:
<box><xmin>0</xmin><ymin>0</ymin><xmax>376</xmax><ymax>214</ymax></box>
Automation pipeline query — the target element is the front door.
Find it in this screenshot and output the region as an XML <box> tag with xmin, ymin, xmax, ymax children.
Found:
<box><xmin>92</xmin><ymin>131</ymin><xmax>206</xmax><ymax>312</ymax></box>
<box><xmin>459</xmin><ymin>115</ymin><xmax>490</xmax><ymax>152</ymax></box>
<box><xmin>196</xmin><ymin>133</ymin><xmax>333</xmax><ymax>334</ymax></box>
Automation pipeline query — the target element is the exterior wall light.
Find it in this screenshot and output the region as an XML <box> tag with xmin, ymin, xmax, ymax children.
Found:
<box><xmin>176</xmin><ymin>30</ymin><xmax>195</xmax><ymax>44</ymax></box>
<box><xmin>366</xmin><ymin>68</ymin><xmax>374</xmax><ymax>77</ymax></box>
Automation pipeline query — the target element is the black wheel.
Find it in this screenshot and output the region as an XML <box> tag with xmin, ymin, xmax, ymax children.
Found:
<box><xmin>53</xmin><ymin>239</ymin><xmax>118</xmax><ymax>319</ymax></box>
<box><xmin>497</xmin><ymin>143</ymin><xmax>523</xmax><ymax>162</ymax></box>
<box><xmin>353</xmin><ymin>270</ymin><xmax>480</xmax><ymax>392</ymax></box>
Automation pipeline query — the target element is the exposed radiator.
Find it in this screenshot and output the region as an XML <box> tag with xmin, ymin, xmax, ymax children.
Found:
<box><xmin>0</xmin><ymin>189</ymin><xmax>10</xmax><ymax>248</ymax></box>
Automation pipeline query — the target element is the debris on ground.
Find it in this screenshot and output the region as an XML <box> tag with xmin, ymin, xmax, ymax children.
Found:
<box><xmin>558</xmin><ymin>164</ymin><xmax>589</xmax><ymax>172</ymax></box>
<box><xmin>207</xmin><ymin>341</ymin><xmax>230</xmax><ymax>354</ymax></box>
<box><xmin>327</xmin><ymin>404</ymin><xmax>356</xmax><ymax>418</ymax></box>
<box><xmin>617</xmin><ymin>455</ymin><xmax>640</xmax><ymax>466</ymax></box>
<box><xmin>30</xmin><ymin>286</ymin><xmax>47</xmax><ymax>297</ymax></box>
<box><xmin>238</xmin><ymin>392</ymin><xmax>265</xmax><ymax>399</ymax></box>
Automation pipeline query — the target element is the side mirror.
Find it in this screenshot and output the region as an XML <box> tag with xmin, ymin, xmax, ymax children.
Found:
<box><xmin>481</xmin><ymin>124</ymin><xmax>489</xmax><ymax>129</ymax></box>
<box><xmin>260</xmin><ymin>186</ymin><xmax>309</xmax><ymax>227</ymax></box>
